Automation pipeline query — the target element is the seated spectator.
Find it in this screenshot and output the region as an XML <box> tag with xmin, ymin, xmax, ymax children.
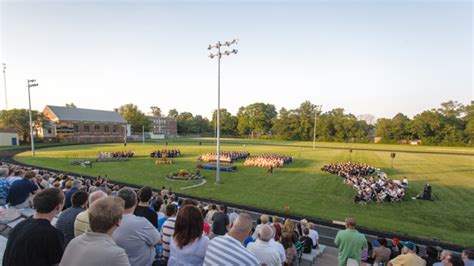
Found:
<box><xmin>7</xmin><ymin>169</ymin><xmax>23</xmax><ymax>185</ymax></box>
<box><xmin>269</xmin><ymin>225</ymin><xmax>286</xmax><ymax>263</ymax></box>
<box><xmin>63</xmin><ymin>180</ymin><xmax>82</xmax><ymax>210</ymax></box>
<box><xmin>299</xmin><ymin>228</ymin><xmax>313</xmax><ymax>254</ymax></box>
<box><xmin>212</xmin><ymin>204</ymin><xmax>230</xmax><ymax>236</ymax></box>
<box><xmin>6</xmin><ymin>170</ymin><xmax>39</xmax><ymax>208</ymax></box>
<box><xmin>74</xmin><ymin>190</ymin><xmax>107</xmax><ymax>236</ymax></box>
<box><xmin>159</xmin><ymin>203</ymin><xmax>176</xmax><ymax>232</ymax></box>
<box><xmin>281</xmin><ymin>233</ymin><xmax>297</xmax><ymax>266</ymax></box>
<box><xmin>372</xmin><ymin>237</ymin><xmax>391</xmax><ymax>265</ymax></box>
<box><xmin>463</xmin><ymin>248</ymin><xmax>474</xmax><ymax>266</ymax></box>
<box><xmin>282</xmin><ymin>218</ymin><xmax>299</xmax><ymax>243</ymax></box>
<box><xmin>134</xmin><ymin>186</ymin><xmax>158</xmax><ymax>228</ymax></box>
<box><xmin>308</xmin><ymin>222</ymin><xmax>319</xmax><ymax>248</ymax></box>
<box><xmin>60</xmin><ymin>196</ymin><xmax>129</xmax><ymax>266</ymax></box>
<box><xmin>388</xmin><ymin>241</ymin><xmax>426</xmax><ymax>266</ymax></box>
<box><xmin>113</xmin><ymin>188</ymin><xmax>161</xmax><ymax>266</ymax></box>
<box><xmin>228</xmin><ymin>209</ymin><xmax>240</xmax><ymax>228</ymax></box>
<box><xmin>3</xmin><ymin>188</ymin><xmax>65</xmax><ymax>266</ymax></box>
<box><xmin>56</xmin><ymin>191</ymin><xmax>88</xmax><ymax>247</ymax></box>
<box><xmin>0</xmin><ymin>168</ymin><xmax>10</xmax><ymax>205</ymax></box>
<box><xmin>162</xmin><ymin>202</ymin><xmax>178</xmax><ymax>262</ymax></box>
<box><xmin>169</xmin><ymin>205</ymin><xmax>209</xmax><ymax>265</ymax></box>
<box><xmin>252</xmin><ymin>214</ymin><xmax>269</xmax><ymax>240</ymax></box>
<box><xmin>271</xmin><ymin>216</ymin><xmax>282</xmax><ymax>241</ymax></box>
<box><xmin>443</xmin><ymin>254</ymin><xmax>465</xmax><ymax>266</ymax></box>
<box><xmin>205</xmin><ymin>204</ymin><xmax>217</xmax><ymax>224</ymax></box>
<box><xmin>434</xmin><ymin>250</ymin><xmax>453</xmax><ymax>266</ymax></box>
<box><xmin>247</xmin><ymin>224</ymin><xmax>281</xmax><ymax>265</ymax></box>
<box><xmin>390</xmin><ymin>237</ymin><xmax>403</xmax><ymax>259</ymax></box>
<box><xmin>204</xmin><ymin>213</ymin><xmax>259</xmax><ymax>265</ymax></box>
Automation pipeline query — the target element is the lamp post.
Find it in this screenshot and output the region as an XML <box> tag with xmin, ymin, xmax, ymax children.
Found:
<box><xmin>27</xmin><ymin>79</ymin><xmax>38</xmax><ymax>156</ymax></box>
<box><xmin>2</xmin><ymin>63</ymin><xmax>7</xmax><ymax>109</ymax></box>
<box><xmin>313</xmin><ymin>105</ymin><xmax>322</xmax><ymax>149</ymax></box>
<box><xmin>208</xmin><ymin>39</ymin><xmax>238</xmax><ymax>184</ymax></box>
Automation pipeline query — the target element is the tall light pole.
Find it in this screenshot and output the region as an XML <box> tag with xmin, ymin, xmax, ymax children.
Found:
<box><xmin>208</xmin><ymin>39</ymin><xmax>238</xmax><ymax>184</ymax></box>
<box><xmin>313</xmin><ymin>105</ymin><xmax>322</xmax><ymax>149</ymax></box>
<box><xmin>27</xmin><ymin>79</ymin><xmax>38</xmax><ymax>156</ymax></box>
<box><xmin>2</xmin><ymin>63</ymin><xmax>7</xmax><ymax>109</ymax></box>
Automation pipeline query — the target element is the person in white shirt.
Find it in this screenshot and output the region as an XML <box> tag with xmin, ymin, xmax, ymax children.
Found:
<box><xmin>308</xmin><ymin>222</ymin><xmax>319</xmax><ymax>248</ymax></box>
<box><xmin>247</xmin><ymin>224</ymin><xmax>281</xmax><ymax>266</ymax></box>
<box><xmin>269</xmin><ymin>225</ymin><xmax>286</xmax><ymax>263</ymax></box>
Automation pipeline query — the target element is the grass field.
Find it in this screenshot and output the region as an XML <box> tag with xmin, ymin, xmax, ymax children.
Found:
<box><xmin>14</xmin><ymin>139</ymin><xmax>474</xmax><ymax>246</ymax></box>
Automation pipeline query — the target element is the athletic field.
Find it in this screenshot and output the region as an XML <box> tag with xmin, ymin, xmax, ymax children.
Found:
<box><xmin>14</xmin><ymin>139</ymin><xmax>474</xmax><ymax>246</ymax></box>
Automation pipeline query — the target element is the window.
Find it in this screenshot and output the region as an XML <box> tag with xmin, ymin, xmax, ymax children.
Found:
<box><xmin>113</xmin><ymin>125</ymin><xmax>118</xmax><ymax>133</ymax></box>
<box><xmin>47</xmin><ymin>128</ymin><xmax>52</xmax><ymax>134</ymax></box>
<box><xmin>84</xmin><ymin>124</ymin><xmax>90</xmax><ymax>132</ymax></box>
<box><xmin>94</xmin><ymin>125</ymin><xmax>100</xmax><ymax>133</ymax></box>
<box><xmin>73</xmin><ymin>124</ymin><xmax>79</xmax><ymax>132</ymax></box>
<box><xmin>104</xmin><ymin>125</ymin><xmax>110</xmax><ymax>133</ymax></box>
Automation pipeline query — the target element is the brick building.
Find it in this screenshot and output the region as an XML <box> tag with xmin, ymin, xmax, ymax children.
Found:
<box><xmin>40</xmin><ymin>105</ymin><xmax>127</xmax><ymax>143</ymax></box>
<box><xmin>148</xmin><ymin>116</ymin><xmax>177</xmax><ymax>138</ymax></box>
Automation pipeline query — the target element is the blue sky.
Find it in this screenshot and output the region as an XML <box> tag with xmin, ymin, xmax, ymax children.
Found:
<box><xmin>0</xmin><ymin>0</ymin><xmax>472</xmax><ymax>119</ymax></box>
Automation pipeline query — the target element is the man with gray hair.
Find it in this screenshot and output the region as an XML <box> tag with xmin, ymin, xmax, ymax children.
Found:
<box><xmin>74</xmin><ymin>190</ymin><xmax>107</xmax><ymax>237</ymax></box>
<box><xmin>64</xmin><ymin>179</ymin><xmax>82</xmax><ymax>210</ymax></box>
<box><xmin>113</xmin><ymin>187</ymin><xmax>160</xmax><ymax>266</ymax></box>
<box><xmin>0</xmin><ymin>168</ymin><xmax>10</xmax><ymax>205</ymax></box>
<box><xmin>204</xmin><ymin>213</ymin><xmax>259</xmax><ymax>265</ymax></box>
<box><xmin>433</xmin><ymin>250</ymin><xmax>453</xmax><ymax>266</ymax></box>
<box><xmin>247</xmin><ymin>224</ymin><xmax>281</xmax><ymax>266</ymax></box>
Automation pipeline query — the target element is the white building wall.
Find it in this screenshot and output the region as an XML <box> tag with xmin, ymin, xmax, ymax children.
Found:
<box><xmin>0</xmin><ymin>133</ymin><xmax>20</xmax><ymax>146</ymax></box>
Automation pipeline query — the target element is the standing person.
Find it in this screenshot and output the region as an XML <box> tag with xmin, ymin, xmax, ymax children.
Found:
<box><xmin>334</xmin><ymin>217</ymin><xmax>368</xmax><ymax>266</ymax></box>
<box><xmin>6</xmin><ymin>170</ymin><xmax>39</xmax><ymax>208</ymax></box>
<box><xmin>388</xmin><ymin>241</ymin><xmax>426</xmax><ymax>266</ymax></box>
<box><xmin>74</xmin><ymin>190</ymin><xmax>107</xmax><ymax>237</ymax></box>
<box><xmin>204</xmin><ymin>213</ymin><xmax>259</xmax><ymax>265</ymax></box>
<box><xmin>3</xmin><ymin>188</ymin><xmax>65</xmax><ymax>266</ymax></box>
<box><xmin>212</xmin><ymin>204</ymin><xmax>230</xmax><ymax>236</ymax></box>
<box><xmin>60</xmin><ymin>196</ymin><xmax>130</xmax><ymax>266</ymax></box>
<box><xmin>55</xmin><ymin>191</ymin><xmax>88</xmax><ymax>247</ymax></box>
<box><xmin>169</xmin><ymin>205</ymin><xmax>209</xmax><ymax>265</ymax></box>
<box><xmin>134</xmin><ymin>186</ymin><xmax>158</xmax><ymax>228</ymax></box>
<box><xmin>162</xmin><ymin>201</ymin><xmax>178</xmax><ymax>262</ymax></box>
<box><xmin>113</xmin><ymin>188</ymin><xmax>161</xmax><ymax>266</ymax></box>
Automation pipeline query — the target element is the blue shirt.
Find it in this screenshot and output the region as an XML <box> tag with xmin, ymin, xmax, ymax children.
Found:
<box><xmin>0</xmin><ymin>178</ymin><xmax>10</xmax><ymax>201</ymax></box>
<box><xmin>63</xmin><ymin>187</ymin><xmax>79</xmax><ymax>210</ymax></box>
<box><xmin>6</xmin><ymin>178</ymin><xmax>38</xmax><ymax>206</ymax></box>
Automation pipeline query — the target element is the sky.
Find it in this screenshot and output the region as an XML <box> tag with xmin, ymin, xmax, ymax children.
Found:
<box><xmin>0</xmin><ymin>0</ymin><xmax>472</xmax><ymax>120</ymax></box>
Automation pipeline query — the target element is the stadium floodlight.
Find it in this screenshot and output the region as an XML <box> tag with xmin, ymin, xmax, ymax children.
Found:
<box><xmin>27</xmin><ymin>79</ymin><xmax>39</xmax><ymax>156</ymax></box>
<box><xmin>208</xmin><ymin>39</ymin><xmax>239</xmax><ymax>185</ymax></box>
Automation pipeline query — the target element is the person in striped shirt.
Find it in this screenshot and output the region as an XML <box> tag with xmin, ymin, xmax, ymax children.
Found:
<box><xmin>204</xmin><ymin>213</ymin><xmax>259</xmax><ymax>265</ymax></box>
<box><xmin>161</xmin><ymin>203</ymin><xmax>177</xmax><ymax>262</ymax></box>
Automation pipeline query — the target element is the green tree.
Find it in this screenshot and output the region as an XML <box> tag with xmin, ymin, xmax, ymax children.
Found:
<box><xmin>177</xmin><ymin>112</ymin><xmax>194</xmax><ymax>134</ymax></box>
<box><xmin>237</xmin><ymin>103</ymin><xmax>277</xmax><ymax>137</ymax></box>
<box><xmin>168</xmin><ymin>109</ymin><xmax>178</xmax><ymax>118</ymax></box>
<box><xmin>117</xmin><ymin>104</ymin><xmax>150</xmax><ymax>133</ymax></box>
<box><xmin>464</xmin><ymin>103</ymin><xmax>474</xmax><ymax>144</ymax></box>
<box><xmin>438</xmin><ymin>100</ymin><xmax>465</xmax><ymax>118</ymax></box>
<box><xmin>65</xmin><ymin>103</ymin><xmax>76</xmax><ymax>108</ymax></box>
<box><xmin>0</xmin><ymin>109</ymin><xmax>45</xmax><ymax>142</ymax></box>
<box><xmin>150</xmin><ymin>106</ymin><xmax>161</xmax><ymax>117</ymax></box>
<box><xmin>211</xmin><ymin>109</ymin><xmax>238</xmax><ymax>135</ymax></box>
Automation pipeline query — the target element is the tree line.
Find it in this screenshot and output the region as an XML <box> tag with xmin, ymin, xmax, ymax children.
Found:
<box><xmin>0</xmin><ymin>100</ymin><xmax>471</xmax><ymax>146</ymax></box>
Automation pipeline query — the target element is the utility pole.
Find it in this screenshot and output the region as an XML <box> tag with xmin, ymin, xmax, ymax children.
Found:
<box><xmin>27</xmin><ymin>79</ymin><xmax>38</xmax><ymax>156</ymax></box>
<box><xmin>208</xmin><ymin>39</ymin><xmax>238</xmax><ymax>184</ymax></box>
<box><xmin>313</xmin><ymin>105</ymin><xmax>322</xmax><ymax>149</ymax></box>
<box><xmin>142</xmin><ymin>125</ymin><xmax>145</xmax><ymax>144</ymax></box>
<box><xmin>2</xmin><ymin>63</ymin><xmax>7</xmax><ymax>109</ymax></box>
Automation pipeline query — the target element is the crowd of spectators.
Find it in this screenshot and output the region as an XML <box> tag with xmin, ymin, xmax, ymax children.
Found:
<box><xmin>150</xmin><ymin>148</ymin><xmax>181</xmax><ymax>158</ymax></box>
<box><xmin>97</xmin><ymin>151</ymin><xmax>134</xmax><ymax>159</ymax></box>
<box><xmin>244</xmin><ymin>154</ymin><xmax>293</xmax><ymax>169</ymax></box>
<box><xmin>198</xmin><ymin>151</ymin><xmax>250</xmax><ymax>163</ymax></box>
<box><xmin>321</xmin><ymin>162</ymin><xmax>406</xmax><ymax>204</ymax></box>
<box><xmin>1</xmin><ymin>162</ymin><xmax>470</xmax><ymax>266</ymax></box>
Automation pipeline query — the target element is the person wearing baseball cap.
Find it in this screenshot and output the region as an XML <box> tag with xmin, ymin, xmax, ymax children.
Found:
<box><xmin>389</xmin><ymin>241</ymin><xmax>426</xmax><ymax>266</ymax></box>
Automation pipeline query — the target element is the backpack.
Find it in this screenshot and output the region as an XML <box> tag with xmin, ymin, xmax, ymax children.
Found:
<box><xmin>299</xmin><ymin>236</ymin><xmax>312</xmax><ymax>254</ymax></box>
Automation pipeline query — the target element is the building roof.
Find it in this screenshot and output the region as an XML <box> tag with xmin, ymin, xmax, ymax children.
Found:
<box><xmin>45</xmin><ymin>105</ymin><xmax>127</xmax><ymax>123</ymax></box>
<box><xmin>0</xmin><ymin>128</ymin><xmax>17</xmax><ymax>134</ymax></box>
